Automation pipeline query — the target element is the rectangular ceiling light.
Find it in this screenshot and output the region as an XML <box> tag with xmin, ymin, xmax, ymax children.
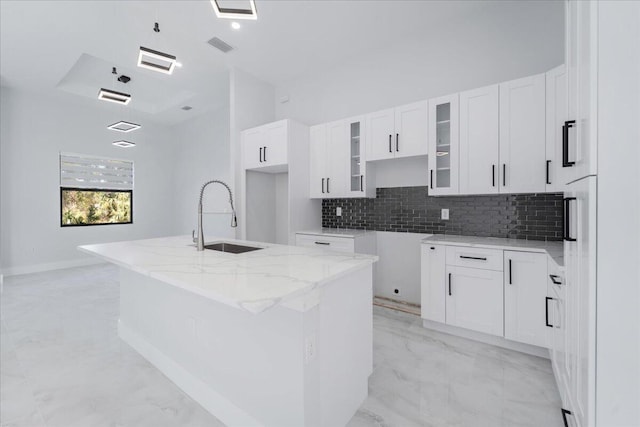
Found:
<box><xmin>107</xmin><ymin>121</ymin><xmax>141</xmax><ymax>133</ymax></box>
<box><xmin>137</xmin><ymin>46</ymin><xmax>177</xmax><ymax>75</ymax></box>
<box><xmin>112</xmin><ymin>140</ymin><xmax>136</xmax><ymax>148</ymax></box>
<box><xmin>210</xmin><ymin>0</ymin><xmax>257</xmax><ymax>20</ymax></box>
<box><xmin>98</xmin><ymin>88</ymin><xmax>131</xmax><ymax>105</ymax></box>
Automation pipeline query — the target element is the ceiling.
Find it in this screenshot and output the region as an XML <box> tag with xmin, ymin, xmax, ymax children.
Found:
<box><xmin>0</xmin><ymin>0</ymin><xmax>555</xmax><ymax>125</ymax></box>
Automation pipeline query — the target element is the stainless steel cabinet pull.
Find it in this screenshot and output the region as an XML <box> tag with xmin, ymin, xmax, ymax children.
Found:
<box><xmin>562</xmin><ymin>121</ymin><xmax>576</xmax><ymax>167</ymax></box>
<box><xmin>563</xmin><ymin>197</ymin><xmax>577</xmax><ymax>242</ymax></box>
<box><xmin>314</xmin><ymin>241</ymin><xmax>330</xmax><ymax>245</ymax></box>
<box><xmin>492</xmin><ymin>165</ymin><xmax>496</xmax><ymax>187</ymax></box>
<box><xmin>263</xmin><ymin>146</ymin><xmax>267</xmax><ymax>162</ymax></box>
<box><xmin>388</xmin><ymin>135</ymin><xmax>392</xmax><ymax>153</ymax></box>
<box><xmin>545</xmin><ymin>297</ymin><xmax>554</xmax><ymax>327</ymax></box>
<box><xmin>448</xmin><ymin>273</ymin><xmax>452</xmax><ymax>296</ymax></box>
<box><xmin>321</xmin><ymin>178</ymin><xmax>325</xmax><ymax>194</ymax></box>
<box><xmin>502</xmin><ymin>164</ymin><xmax>506</xmax><ymax>186</ymax></box>
<box><xmin>546</xmin><ymin>160</ymin><xmax>552</xmax><ymax>185</ymax></box>
<box><xmin>360</xmin><ymin>175</ymin><xmax>363</xmax><ymax>191</ymax></box>
<box><xmin>327</xmin><ymin>177</ymin><xmax>330</xmax><ymax>193</ymax></box>
<box><xmin>396</xmin><ymin>133</ymin><xmax>399</xmax><ymax>152</ymax></box>
<box><xmin>459</xmin><ymin>255</ymin><xmax>487</xmax><ymax>261</ymax></box>
<box><xmin>508</xmin><ymin>259</ymin><xmax>512</xmax><ymax>284</ymax></box>
<box><xmin>259</xmin><ymin>147</ymin><xmax>263</xmax><ymax>163</ymax></box>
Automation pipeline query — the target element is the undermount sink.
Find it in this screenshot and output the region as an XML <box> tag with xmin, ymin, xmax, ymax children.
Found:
<box><xmin>203</xmin><ymin>242</ymin><xmax>263</xmax><ymax>254</ymax></box>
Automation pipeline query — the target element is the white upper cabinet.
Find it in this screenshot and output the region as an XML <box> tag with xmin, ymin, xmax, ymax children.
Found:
<box><xmin>309</xmin><ymin>124</ymin><xmax>327</xmax><ymax>199</ymax></box>
<box><xmin>504</xmin><ymin>251</ymin><xmax>548</xmax><ymax>348</ymax></box>
<box><xmin>499</xmin><ymin>74</ymin><xmax>547</xmax><ymax>194</ymax></box>
<box><xmin>428</xmin><ymin>94</ymin><xmax>459</xmax><ymax>195</ymax></box>
<box><xmin>546</xmin><ymin>65</ymin><xmax>568</xmax><ymax>192</ymax></box>
<box><xmin>366</xmin><ymin>101</ymin><xmax>428</xmax><ymax>161</ymax></box>
<box><xmin>459</xmin><ymin>84</ymin><xmax>500</xmax><ymax>195</ymax></box>
<box><xmin>309</xmin><ymin>117</ymin><xmax>374</xmax><ymax>199</ymax></box>
<box><xmin>241</xmin><ymin>120</ymin><xmax>288</xmax><ymax>172</ymax></box>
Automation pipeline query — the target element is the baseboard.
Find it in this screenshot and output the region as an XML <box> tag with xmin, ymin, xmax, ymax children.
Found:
<box><xmin>422</xmin><ymin>319</ymin><xmax>550</xmax><ymax>359</ymax></box>
<box><xmin>0</xmin><ymin>258</ymin><xmax>105</xmax><ymax>278</ymax></box>
<box><xmin>118</xmin><ymin>320</ymin><xmax>264</xmax><ymax>427</ymax></box>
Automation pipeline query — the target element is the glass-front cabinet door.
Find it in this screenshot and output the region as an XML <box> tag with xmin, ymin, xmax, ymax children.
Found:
<box><xmin>428</xmin><ymin>94</ymin><xmax>459</xmax><ymax>195</ymax></box>
<box><xmin>346</xmin><ymin>116</ymin><xmax>375</xmax><ymax>198</ymax></box>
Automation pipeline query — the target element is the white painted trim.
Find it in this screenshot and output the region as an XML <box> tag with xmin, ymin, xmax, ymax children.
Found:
<box><xmin>0</xmin><ymin>258</ymin><xmax>105</xmax><ymax>278</ymax></box>
<box><xmin>118</xmin><ymin>320</ymin><xmax>264</xmax><ymax>427</ymax></box>
<box><xmin>422</xmin><ymin>318</ymin><xmax>549</xmax><ymax>359</ymax></box>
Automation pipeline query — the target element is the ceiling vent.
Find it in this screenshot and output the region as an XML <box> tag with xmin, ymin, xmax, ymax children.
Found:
<box><xmin>207</xmin><ymin>37</ymin><xmax>234</xmax><ymax>53</ymax></box>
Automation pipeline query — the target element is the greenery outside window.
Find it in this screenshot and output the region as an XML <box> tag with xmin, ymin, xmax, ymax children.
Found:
<box><xmin>59</xmin><ymin>153</ymin><xmax>134</xmax><ymax>227</ymax></box>
<box><xmin>61</xmin><ymin>188</ymin><xmax>132</xmax><ymax>226</ymax></box>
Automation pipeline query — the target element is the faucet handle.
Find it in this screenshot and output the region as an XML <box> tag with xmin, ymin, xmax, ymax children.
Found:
<box><xmin>192</xmin><ymin>229</ymin><xmax>197</xmax><ymax>243</ymax></box>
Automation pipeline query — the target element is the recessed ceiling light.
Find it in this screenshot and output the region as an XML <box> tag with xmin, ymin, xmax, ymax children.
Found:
<box><xmin>231</xmin><ymin>22</ymin><xmax>241</xmax><ymax>30</ymax></box>
<box><xmin>112</xmin><ymin>140</ymin><xmax>136</xmax><ymax>148</ymax></box>
<box><xmin>107</xmin><ymin>121</ymin><xmax>141</xmax><ymax>133</ymax></box>
<box><xmin>98</xmin><ymin>88</ymin><xmax>131</xmax><ymax>105</ymax></box>
<box><xmin>137</xmin><ymin>46</ymin><xmax>177</xmax><ymax>75</ymax></box>
<box><xmin>210</xmin><ymin>0</ymin><xmax>257</xmax><ymax>20</ymax></box>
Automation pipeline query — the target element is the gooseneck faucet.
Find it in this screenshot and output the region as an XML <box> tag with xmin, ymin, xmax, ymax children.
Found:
<box><xmin>193</xmin><ymin>180</ymin><xmax>237</xmax><ymax>251</ymax></box>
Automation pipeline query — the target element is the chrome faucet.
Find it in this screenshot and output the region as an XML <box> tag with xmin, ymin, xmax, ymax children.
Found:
<box><xmin>192</xmin><ymin>180</ymin><xmax>237</xmax><ymax>251</ymax></box>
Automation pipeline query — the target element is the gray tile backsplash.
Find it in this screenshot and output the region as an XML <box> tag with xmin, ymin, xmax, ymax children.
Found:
<box><xmin>322</xmin><ymin>187</ymin><xmax>564</xmax><ymax>241</ymax></box>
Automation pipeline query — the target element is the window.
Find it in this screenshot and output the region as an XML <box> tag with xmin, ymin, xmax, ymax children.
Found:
<box><xmin>59</xmin><ymin>153</ymin><xmax>133</xmax><ymax>226</ymax></box>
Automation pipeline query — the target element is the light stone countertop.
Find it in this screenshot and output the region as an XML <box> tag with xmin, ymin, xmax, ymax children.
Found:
<box><xmin>296</xmin><ymin>228</ymin><xmax>376</xmax><ymax>238</ymax></box>
<box><xmin>79</xmin><ymin>235</ymin><xmax>378</xmax><ymax>314</ymax></box>
<box><xmin>421</xmin><ymin>234</ymin><xmax>564</xmax><ymax>267</ymax></box>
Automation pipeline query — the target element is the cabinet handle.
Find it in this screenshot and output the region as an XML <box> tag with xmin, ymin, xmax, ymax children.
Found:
<box><xmin>388</xmin><ymin>135</ymin><xmax>392</xmax><ymax>153</ymax></box>
<box><xmin>508</xmin><ymin>259</ymin><xmax>513</xmax><ymax>284</ymax></box>
<box><xmin>546</xmin><ymin>160</ymin><xmax>552</xmax><ymax>185</ymax></box>
<box><xmin>545</xmin><ymin>297</ymin><xmax>553</xmax><ymax>327</ymax></box>
<box><xmin>502</xmin><ymin>164</ymin><xmax>506</xmax><ymax>186</ymax></box>
<box><xmin>259</xmin><ymin>147</ymin><xmax>263</xmax><ymax>163</ymax></box>
<box><xmin>263</xmin><ymin>146</ymin><xmax>267</xmax><ymax>162</ymax></box>
<box><xmin>563</xmin><ymin>197</ymin><xmax>577</xmax><ymax>241</ymax></box>
<box><xmin>327</xmin><ymin>177</ymin><xmax>330</xmax><ymax>193</ymax></box>
<box><xmin>314</xmin><ymin>241</ymin><xmax>330</xmax><ymax>246</ymax></box>
<box><xmin>396</xmin><ymin>133</ymin><xmax>399</xmax><ymax>152</ymax></box>
<box><xmin>321</xmin><ymin>178</ymin><xmax>325</xmax><ymax>194</ymax></box>
<box><xmin>561</xmin><ymin>408</ymin><xmax>573</xmax><ymax>427</ymax></box>
<box><xmin>459</xmin><ymin>255</ymin><xmax>487</xmax><ymax>261</ymax></box>
<box><xmin>430</xmin><ymin>170</ymin><xmax>434</xmax><ymax>190</ymax></box>
<box><xmin>549</xmin><ymin>274</ymin><xmax>563</xmax><ymax>285</ymax></box>
<box><xmin>448</xmin><ymin>273</ymin><xmax>452</xmax><ymax>296</ymax></box>
<box><xmin>360</xmin><ymin>175</ymin><xmax>363</xmax><ymax>191</ymax></box>
<box><xmin>492</xmin><ymin>165</ymin><xmax>496</xmax><ymax>187</ymax></box>
<box><xmin>562</xmin><ymin>120</ymin><xmax>576</xmax><ymax>167</ymax></box>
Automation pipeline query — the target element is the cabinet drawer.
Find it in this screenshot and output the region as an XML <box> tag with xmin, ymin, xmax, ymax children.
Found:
<box><xmin>446</xmin><ymin>246</ymin><xmax>503</xmax><ymax>271</ymax></box>
<box><xmin>295</xmin><ymin>234</ymin><xmax>355</xmax><ymax>253</ymax></box>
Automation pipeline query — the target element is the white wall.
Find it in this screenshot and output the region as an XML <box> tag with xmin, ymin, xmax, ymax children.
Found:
<box><xmin>0</xmin><ymin>88</ymin><xmax>176</xmax><ymax>275</ymax></box>
<box><xmin>170</xmin><ymin>105</ymin><xmax>233</xmax><ymax>240</ymax></box>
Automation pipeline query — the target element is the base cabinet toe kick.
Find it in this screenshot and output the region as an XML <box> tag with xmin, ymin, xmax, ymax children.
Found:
<box><xmin>420</xmin><ymin>239</ymin><xmax>562</xmax><ymax>356</ymax></box>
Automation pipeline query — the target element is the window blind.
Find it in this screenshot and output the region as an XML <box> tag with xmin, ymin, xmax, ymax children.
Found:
<box><xmin>59</xmin><ymin>153</ymin><xmax>134</xmax><ymax>190</ymax></box>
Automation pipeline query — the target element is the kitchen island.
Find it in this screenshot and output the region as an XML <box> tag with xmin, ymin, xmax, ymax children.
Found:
<box><xmin>79</xmin><ymin>236</ymin><xmax>378</xmax><ymax>427</ymax></box>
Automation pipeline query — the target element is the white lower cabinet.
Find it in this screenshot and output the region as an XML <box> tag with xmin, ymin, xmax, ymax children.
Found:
<box><xmin>420</xmin><ymin>245</ymin><xmax>446</xmax><ymax>323</ymax></box>
<box><xmin>504</xmin><ymin>251</ymin><xmax>548</xmax><ymax>347</ymax></box>
<box><xmin>446</xmin><ymin>265</ymin><xmax>504</xmax><ymax>336</ymax></box>
<box><xmin>421</xmin><ymin>243</ymin><xmax>553</xmax><ymax>348</ymax></box>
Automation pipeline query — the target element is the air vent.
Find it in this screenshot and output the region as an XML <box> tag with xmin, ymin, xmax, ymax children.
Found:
<box><xmin>181</xmin><ymin>106</ymin><xmax>193</xmax><ymax>111</ymax></box>
<box><xmin>207</xmin><ymin>37</ymin><xmax>234</xmax><ymax>53</ymax></box>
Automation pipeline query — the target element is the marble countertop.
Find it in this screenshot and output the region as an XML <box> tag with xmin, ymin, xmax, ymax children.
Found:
<box><xmin>421</xmin><ymin>234</ymin><xmax>564</xmax><ymax>267</ymax></box>
<box><xmin>79</xmin><ymin>236</ymin><xmax>377</xmax><ymax>314</ymax></box>
<box><xmin>296</xmin><ymin>228</ymin><xmax>376</xmax><ymax>238</ymax></box>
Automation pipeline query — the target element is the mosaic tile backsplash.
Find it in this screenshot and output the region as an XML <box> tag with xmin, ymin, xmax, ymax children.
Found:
<box><xmin>322</xmin><ymin>187</ymin><xmax>564</xmax><ymax>241</ymax></box>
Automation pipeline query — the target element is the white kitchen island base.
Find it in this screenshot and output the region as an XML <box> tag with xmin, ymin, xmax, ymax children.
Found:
<box><xmin>117</xmin><ymin>265</ymin><xmax>373</xmax><ymax>427</ymax></box>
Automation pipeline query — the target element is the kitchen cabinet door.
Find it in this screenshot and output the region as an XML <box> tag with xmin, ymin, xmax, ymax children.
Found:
<box><xmin>242</xmin><ymin>127</ymin><xmax>265</xmax><ymax>170</ymax></box>
<box><xmin>499</xmin><ymin>74</ymin><xmax>547</xmax><ymax>194</ymax></box>
<box><xmin>445</xmin><ymin>266</ymin><xmax>503</xmax><ymax>336</ymax></box>
<box><xmin>325</xmin><ymin>119</ymin><xmax>348</xmax><ymax>197</ymax></box>
<box><xmin>365</xmin><ymin>108</ymin><xmax>395</xmax><ymax>161</ymax></box>
<box><xmin>459</xmin><ymin>84</ymin><xmax>500</xmax><ymax>195</ymax></box>
<box><xmin>428</xmin><ymin>94</ymin><xmax>459</xmax><ymax>195</ymax></box>
<box><xmin>263</xmin><ymin>121</ymin><xmax>288</xmax><ymax>168</ymax></box>
<box><xmin>421</xmin><ymin>244</ymin><xmax>446</xmax><ymax>323</ymax></box>
<box><xmin>394</xmin><ymin>101</ymin><xmax>428</xmax><ymax>158</ymax></box>
<box><xmin>546</xmin><ymin>65</ymin><xmax>568</xmax><ymax>192</ymax></box>
<box><xmin>504</xmin><ymin>251</ymin><xmax>548</xmax><ymax>347</ymax></box>
<box><xmin>309</xmin><ymin>124</ymin><xmax>327</xmax><ymax>199</ymax></box>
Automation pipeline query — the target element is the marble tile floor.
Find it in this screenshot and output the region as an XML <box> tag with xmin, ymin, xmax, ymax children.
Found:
<box><xmin>0</xmin><ymin>264</ymin><xmax>563</xmax><ymax>427</ymax></box>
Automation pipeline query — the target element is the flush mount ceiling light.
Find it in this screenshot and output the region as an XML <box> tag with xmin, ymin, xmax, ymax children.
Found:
<box><xmin>112</xmin><ymin>140</ymin><xmax>136</xmax><ymax>148</ymax></box>
<box><xmin>210</xmin><ymin>0</ymin><xmax>257</xmax><ymax>20</ymax></box>
<box><xmin>107</xmin><ymin>121</ymin><xmax>141</xmax><ymax>133</ymax></box>
<box><xmin>137</xmin><ymin>46</ymin><xmax>177</xmax><ymax>75</ymax></box>
<box><xmin>98</xmin><ymin>88</ymin><xmax>131</xmax><ymax>105</ymax></box>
